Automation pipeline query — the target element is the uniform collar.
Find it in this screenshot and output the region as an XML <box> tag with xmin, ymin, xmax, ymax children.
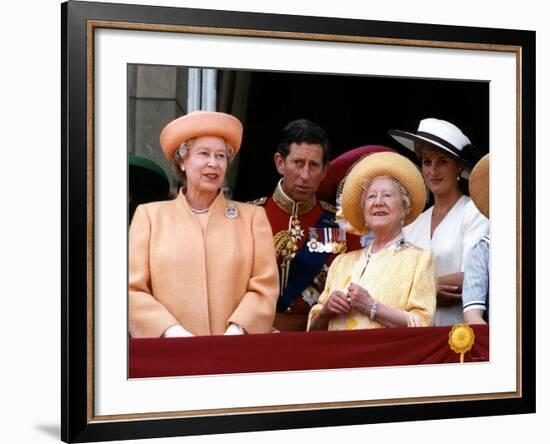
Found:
<box><xmin>272</xmin><ymin>179</ymin><xmax>317</xmax><ymax>215</ymax></box>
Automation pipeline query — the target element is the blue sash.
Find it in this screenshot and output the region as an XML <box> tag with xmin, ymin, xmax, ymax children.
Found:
<box><xmin>277</xmin><ymin>211</ymin><xmax>333</xmax><ymax>312</ymax></box>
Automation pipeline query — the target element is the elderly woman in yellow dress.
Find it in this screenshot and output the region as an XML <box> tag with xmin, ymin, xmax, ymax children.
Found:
<box><xmin>308</xmin><ymin>152</ymin><xmax>436</xmax><ymax>331</ymax></box>
<box><xmin>129</xmin><ymin>111</ymin><xmax>279</xmax><ymax>338</ymax></box>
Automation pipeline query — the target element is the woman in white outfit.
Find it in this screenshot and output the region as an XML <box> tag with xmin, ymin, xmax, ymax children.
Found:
<box><xmin>388</xmin><ymin>118</ymin><xmax>489</xmax><ymax>326</ymax></box>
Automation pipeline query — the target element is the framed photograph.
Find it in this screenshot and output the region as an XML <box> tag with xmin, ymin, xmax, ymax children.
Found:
<box><xmin>62</xmin><ymin>0</ymin><xmax>535</xmax><ymax>442</ymax></box>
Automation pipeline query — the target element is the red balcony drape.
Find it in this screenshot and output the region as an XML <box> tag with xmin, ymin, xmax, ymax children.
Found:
<box><xmin>129</xmin><ymin>324</ymin><xmax>488</xmax><ymax>378</ymax></box>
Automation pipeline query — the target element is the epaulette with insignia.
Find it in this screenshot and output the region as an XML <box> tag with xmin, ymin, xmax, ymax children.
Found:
<box><xmin>319</xmin><ymin>200</ymin><xmax>337</xmax><ymax>214</ymax></box>
<box><xmin>248</xmin><ymin>196</ymin><xmax>267</xmax><ymax>206</ymax></box>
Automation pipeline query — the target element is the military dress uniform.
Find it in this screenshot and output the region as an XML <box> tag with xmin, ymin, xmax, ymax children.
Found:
<box><xmin>252</xmin><ymin>180</ymin><xmax>361</xmax><ymax>331</ymax></box>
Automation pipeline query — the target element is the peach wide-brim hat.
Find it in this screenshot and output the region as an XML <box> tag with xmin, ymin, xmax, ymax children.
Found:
<box><xmin>341</xmin><ymin>151</ymin><xmax>427</xmax><ymax>235</ymax></box>
<box><xmin>159</xmin><ymin>111</ymin><xmax>243</xmax><ymax>160</ymax></box>
<box><xmin>468</xmin><ymin>153</ymin><xmax>489</xmax><ymax>218</ymax></box>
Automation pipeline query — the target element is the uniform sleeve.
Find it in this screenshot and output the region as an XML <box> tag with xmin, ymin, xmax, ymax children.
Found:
<box><xmin>128</xmin><ymin>205</ymin><xmax>179</xmax><ymax>338</ymax></box>
<box><xmin>462</xmin><ymin>240</ymin><xmax>490</xmax><ymax>313</ymax></box>
<box><xmin>404</xmin><ymin>251</ymin><xmax>438</xmax><ymax>327</ymax></box>
<box><xmin>461</xmin><ymin>202</ymin><xmax>489</xmax><ymax>271</ymax></box>
<box><xmin>227</xmin><ymin>206</ymin><xmax>279</xmax><ymax>334</ymax></box>
<box><xmin>306</xmin><ymin>253</ymin><xmax>345</xmax><ymax>330</ymax></box>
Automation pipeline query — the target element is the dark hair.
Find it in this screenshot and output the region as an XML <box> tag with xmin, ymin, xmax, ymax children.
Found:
<box><xmin>276</xmin><ymin>119</ymin><xmax>330</xmax><ymax>165</ymax></box>
<box><xmin>414</xmin><ymin>142</ymin><xmax>483</xmax><ymax>171</ymax></box>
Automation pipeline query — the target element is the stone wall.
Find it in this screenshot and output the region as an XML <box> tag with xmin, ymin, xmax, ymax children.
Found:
<box><xmin>127</xmin><ymin>65</ymin><xmax>189</xmax><ymax>186</ymax></box>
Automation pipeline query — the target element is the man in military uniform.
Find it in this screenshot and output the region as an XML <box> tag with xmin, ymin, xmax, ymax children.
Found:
<box><xmin>252</xmin><ymin>119</ymin><xmax>361</xmax><ymax>331</ymax></box>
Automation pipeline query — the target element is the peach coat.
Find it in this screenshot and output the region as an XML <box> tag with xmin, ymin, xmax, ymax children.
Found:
<box><xmin>129</xmin><ymin>190</ymin><xmax>279</xmax><ymax>337</ymax></box>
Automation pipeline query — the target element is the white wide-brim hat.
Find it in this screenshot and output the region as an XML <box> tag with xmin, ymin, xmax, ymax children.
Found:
<box><xmin>388</xmin><ymin>118</ymin><xmax>474</xmax><ymax>178</ymax></box>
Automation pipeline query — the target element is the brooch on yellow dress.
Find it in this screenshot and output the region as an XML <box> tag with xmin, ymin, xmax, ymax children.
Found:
<box><xmin>395</xmin><ymin>238</ymin><xmax>410</xmax><ymax>252</ymax></box>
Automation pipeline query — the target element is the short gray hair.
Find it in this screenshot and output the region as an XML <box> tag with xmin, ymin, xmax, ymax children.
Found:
<box><xmin>361</xmin><ymin>175</ymin><xmax>412</xmax><ymax>221</ymax></box>
<box><xmin>171</xmin><ymin>137</ymin><xmax>235</xmax><ymax>186</ymax></box>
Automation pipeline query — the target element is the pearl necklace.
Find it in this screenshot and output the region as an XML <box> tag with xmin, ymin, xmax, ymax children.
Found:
<box><xmin>185</xmin><ymin>194</ymin><xmax>212</xmax><ymax>215</ymax></box>
<box><xmin>189</xmin><ymin>206</ymin><xmax>210</xmax><ymax>215</ymax></box>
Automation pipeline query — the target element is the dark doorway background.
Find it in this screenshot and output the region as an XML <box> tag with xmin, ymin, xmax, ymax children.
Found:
<box><xmin>226</xmin><ymin>70</ymin><xmax>489</xmax><ymax>203</ymax></box>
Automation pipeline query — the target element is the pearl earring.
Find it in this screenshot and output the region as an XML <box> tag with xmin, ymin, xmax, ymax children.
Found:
<box><xmin>181</xmin><ymin>166</ymin><xmax>185</xmax><ymax>172</ymax></box>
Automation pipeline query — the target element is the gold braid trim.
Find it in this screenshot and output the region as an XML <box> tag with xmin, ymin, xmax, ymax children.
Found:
<box><xmin>274</xmin><ymin>230</ymin><xmax>289</xmax><ymax>258</ymax></box>
<box><xmin>319</xmin><ymin>200</ymin><xmax>337</xmax><ymax>213</ymax></box>
<box><xmin>274</xmin><ymin>230</ymin><xmax>296</xmax><ymax>259</ymax></box>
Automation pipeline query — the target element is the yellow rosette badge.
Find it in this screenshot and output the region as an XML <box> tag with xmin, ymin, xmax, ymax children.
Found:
<box><xmin>448</xmin><ymin>323</ymin><xmax>475</xmax><ymax>363</ymax></box>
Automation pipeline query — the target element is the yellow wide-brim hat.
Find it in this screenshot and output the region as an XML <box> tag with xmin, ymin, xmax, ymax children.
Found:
<box><xmin>159</xmin><ymin>111</ymin><xmax>243</xmax><ymax>160</ymax></box>
<box><xmin>468</xmin><ymin>153</ymin><xmax>489</xmax><ymax>218</ymax></box>
<box><xmin>341</xmin><ymin>151</ymin><xmax>427</xmax><ymax>234</ymax></box>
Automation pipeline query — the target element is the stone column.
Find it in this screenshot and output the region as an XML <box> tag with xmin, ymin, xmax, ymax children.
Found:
<box><xmin>127</xmin><ymin>65</ymin><xmax>189</xmax><ymax>186</ymax></box>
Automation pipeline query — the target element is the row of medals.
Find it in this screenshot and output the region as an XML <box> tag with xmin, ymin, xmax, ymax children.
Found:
<box><xmin>306</xmin><ymin>227</ymin><xmax>347</xmax><ymax>254</ymax></box>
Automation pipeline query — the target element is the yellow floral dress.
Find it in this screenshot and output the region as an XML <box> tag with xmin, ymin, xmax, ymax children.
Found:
<box><xmin>308</xmin><ymin>242</ymin><xmax>437</xmax><ymax>330</ymax></box>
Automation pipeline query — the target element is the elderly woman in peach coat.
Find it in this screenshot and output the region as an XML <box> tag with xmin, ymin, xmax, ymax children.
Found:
<box><xmin>129</xmin><ymin>111</ymin><xmax>279</xmax><ymax>337</ymax></box>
